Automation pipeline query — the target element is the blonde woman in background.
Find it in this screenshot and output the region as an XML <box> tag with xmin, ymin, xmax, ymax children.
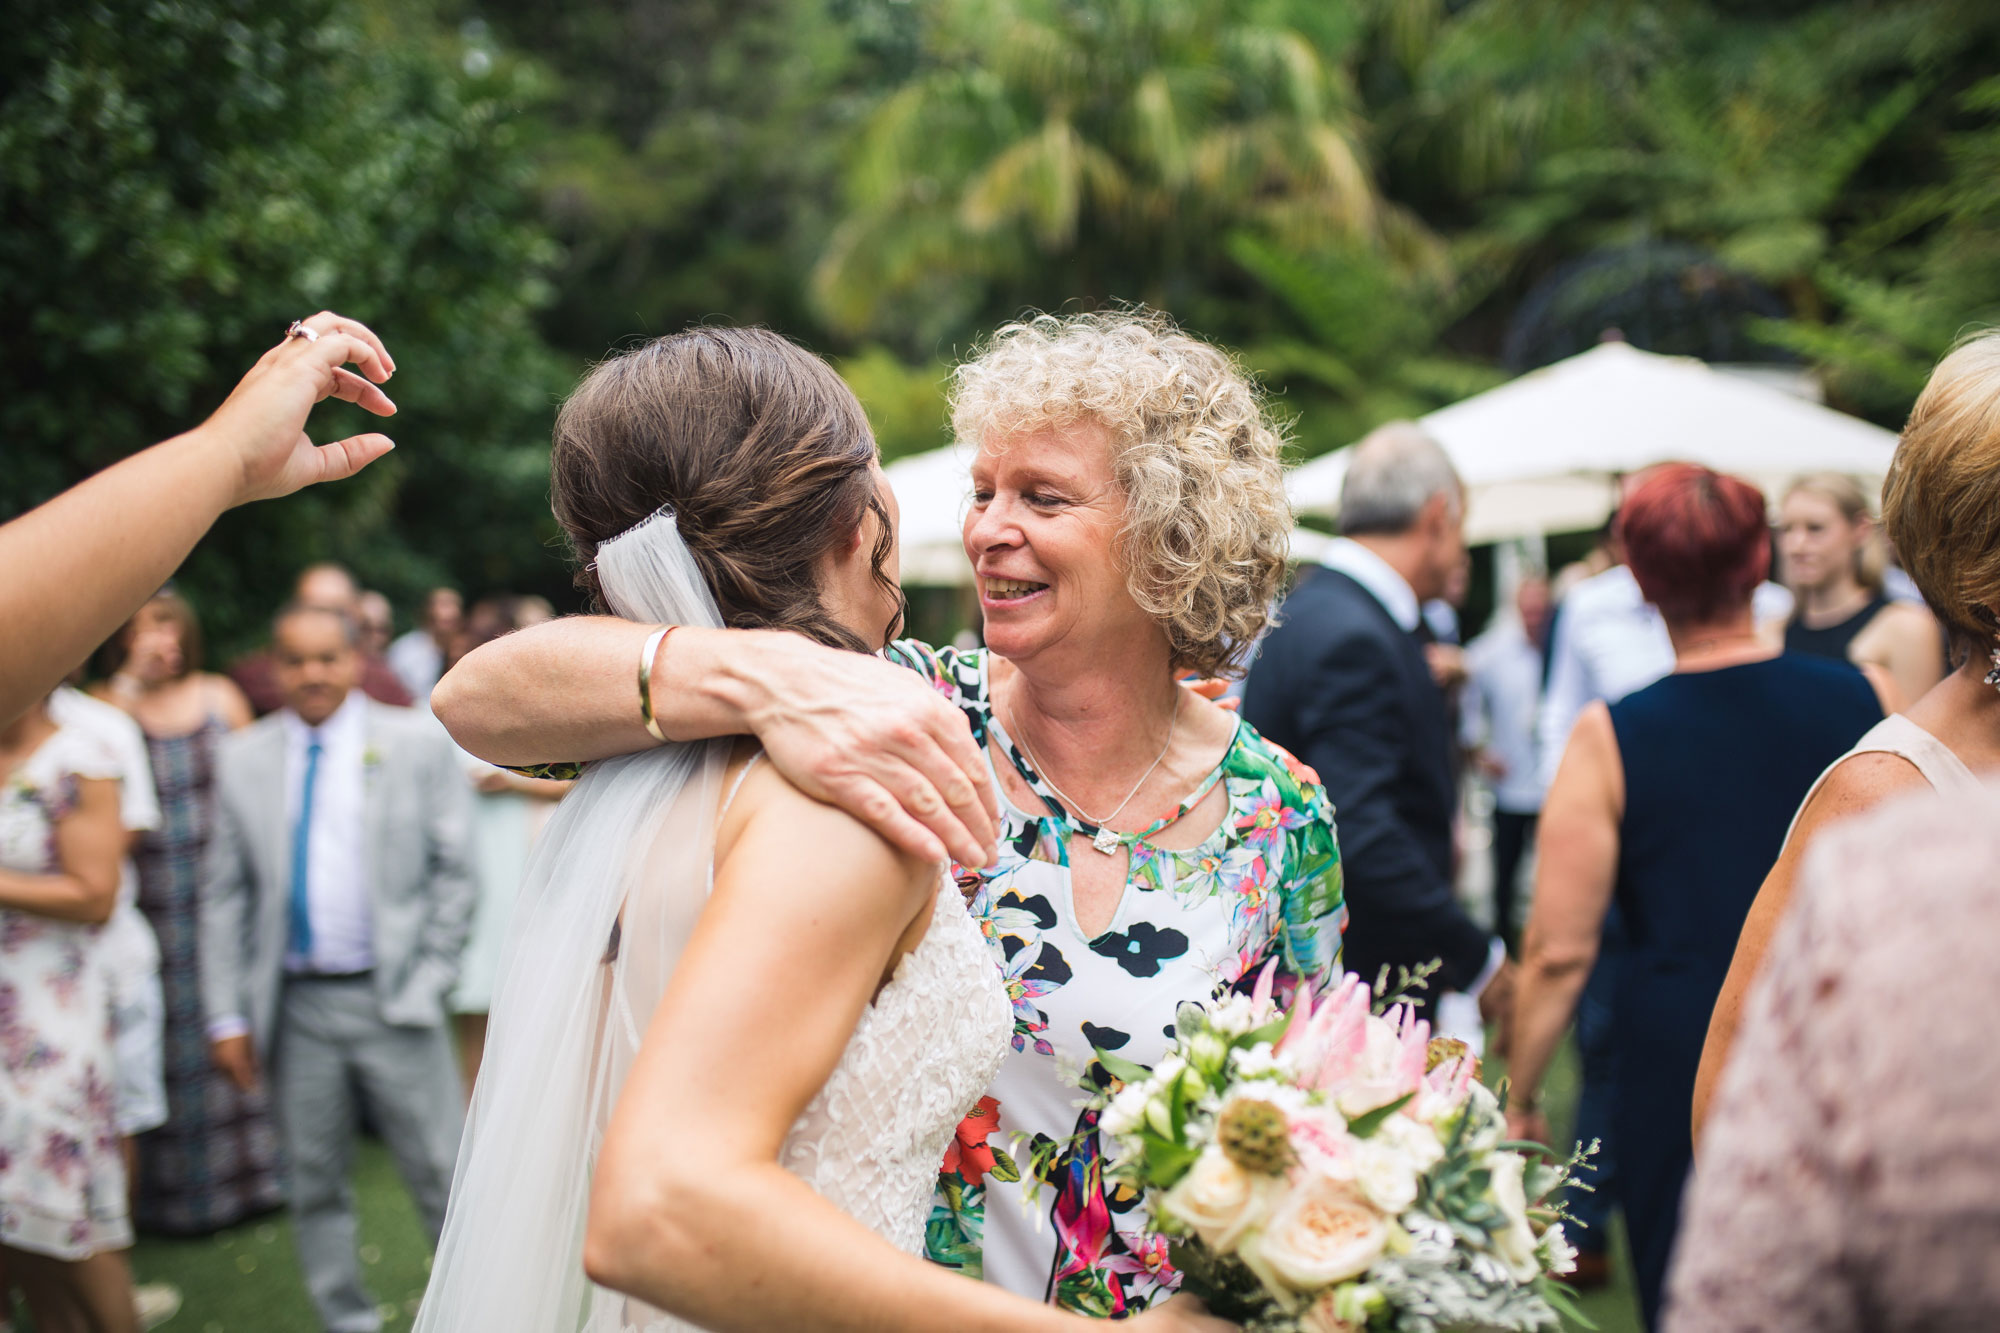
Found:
<box><xmin>1778</xmin><ymin>472</ymin><xmax>1943</xmax><ymax>708</ymax></box>
<box><xmin>1695</xmin><ymin>332</ymin><xmax>2000</xmax><ymax>1142</ymax></box>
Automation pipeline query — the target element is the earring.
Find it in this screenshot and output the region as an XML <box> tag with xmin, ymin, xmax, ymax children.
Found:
<box><xmin>1973</xmin><ymin>605</ymin><xmax>2000</xmax><ymax>690</ymax></box>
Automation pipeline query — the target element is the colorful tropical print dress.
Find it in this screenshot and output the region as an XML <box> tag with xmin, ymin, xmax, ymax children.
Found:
<box><xmin>886</xmin><ymin>643</ymin><xmax>1345</xmax><ymax>1317</ymax></box>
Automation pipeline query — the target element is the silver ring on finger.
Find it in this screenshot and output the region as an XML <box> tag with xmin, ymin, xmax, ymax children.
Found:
<box><xmin>286</xmin><ymin>319</ymin><xmax>321</xmax><ymax>343</ymax></box>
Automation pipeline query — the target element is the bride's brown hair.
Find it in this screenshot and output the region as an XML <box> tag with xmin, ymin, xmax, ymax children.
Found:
<box><xmin>551</xmin><ymin>326</ymin><xmax>901</xmax><ymax>651</ymax></box>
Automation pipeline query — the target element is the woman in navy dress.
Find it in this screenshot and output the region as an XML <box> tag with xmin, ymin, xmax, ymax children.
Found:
<box><xmin>1504</xmin><ymin>464</ymin><xmax>1888</xmax><ymax>1330</ymax></box>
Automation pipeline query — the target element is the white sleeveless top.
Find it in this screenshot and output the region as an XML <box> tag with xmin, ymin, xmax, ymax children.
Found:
<box><xmin>1786</xmin><ymin>714</ymin><xmax>1983</xmax><ymax>842</ymax></box>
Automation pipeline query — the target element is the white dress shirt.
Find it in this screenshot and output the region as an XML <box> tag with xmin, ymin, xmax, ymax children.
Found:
<box><xmin>1319</xmin><ymin>536</ymin><xmax>1422</xmax><ymax>631</ymax></box>
<box><xmin>387</xmin><ymin>630</ymin><xmax>444</xmax><ymax>705</ymax></box>
<box><xmin>1535</xmin><ymin>565</ymin><xmax>1795</xmax><ymax>790</ymax></box>
<box><xmin>282</xmin><ymin>692</ymin><xmax>375</xmax><ymax>975</ymax></box>
<box><xmin>1462</xmin><ymin>620</ymin><xmax>1546</xmax><ymax>815</ymax></box>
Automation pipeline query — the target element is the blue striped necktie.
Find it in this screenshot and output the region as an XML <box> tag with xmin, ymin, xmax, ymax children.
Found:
<box><xmin>289</xmin><ymin>737</ymin><xmax>323</xmax><ymax>959</ymax></box>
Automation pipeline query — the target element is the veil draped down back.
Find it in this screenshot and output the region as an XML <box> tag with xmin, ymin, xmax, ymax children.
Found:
<box><xmin>416</xmin><ymin>510</ymin><xmax>729</xmax><ymax>1332</ymax></box>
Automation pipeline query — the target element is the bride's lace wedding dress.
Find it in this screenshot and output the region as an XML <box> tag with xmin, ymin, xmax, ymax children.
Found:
<box><xmin>618</xmin><ymin>872</ymin><xmax>1011</xmax><ymax>1332</ymax></box>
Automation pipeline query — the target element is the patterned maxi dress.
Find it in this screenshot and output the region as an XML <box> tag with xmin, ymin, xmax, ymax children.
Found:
<box><xmin>892</xmin><ymin>644</ymin><xmax>1347</xmax><ymax>1317</ymax></box>
<box><xmin>0</xmin><ymin>726</ymin><xmax>130</xmax><ymax>1258</ymax></box>
<box><xmin>132</xmin><ymin>715</ymin><xmax>285</xmax><ymax>1234</ymax></box>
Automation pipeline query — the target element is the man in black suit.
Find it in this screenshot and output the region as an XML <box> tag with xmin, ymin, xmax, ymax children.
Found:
<box><xmin>1243</xmin><ymin>423</ymin><xmax>1511</xmax><ymax>1030</ymax></box>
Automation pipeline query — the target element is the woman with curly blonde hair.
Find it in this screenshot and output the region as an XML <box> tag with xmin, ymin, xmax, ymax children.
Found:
<box><xmin>436</xmin><ymin>310</ymin><xmax>1345</xmax><ymax>1319</ymax></box>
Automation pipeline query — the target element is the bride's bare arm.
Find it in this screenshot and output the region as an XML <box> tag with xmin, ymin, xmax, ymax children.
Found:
<box><xmin>431</xmin><ymin>618</ymin><xmax>997</xmax><ymax>867</ymax></box>
<box><xmin>584</xmin><ymin>774</ymin><xmax>1069</xmax><ymax>1332</ymax></box>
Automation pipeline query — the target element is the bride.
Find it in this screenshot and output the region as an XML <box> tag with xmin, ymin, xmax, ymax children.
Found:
<box><xmin>415</xmin><ymin>327</ymin><xmax>1226</xmax><ymax>1332</ymax></box>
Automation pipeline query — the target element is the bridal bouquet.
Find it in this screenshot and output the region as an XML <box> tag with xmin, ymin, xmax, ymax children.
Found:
<box><xmin>1092</xmin><ymin>967</ymin><xmax>1587</xmax><ymax>1333</ymax></box>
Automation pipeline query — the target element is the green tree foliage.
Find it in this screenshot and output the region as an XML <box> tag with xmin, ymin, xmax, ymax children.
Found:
<box><xmin>1375</xmin><ymin>0</ymin><xmax>2000</xmax><ymax>415</ymax></box>
<box><xmin>1</xmin><ymin>0</ymin><xmax>566</xmax><ymax>653</ymax></box>
<box><xmin>465</xmin><ymin>0</ymin><xmax>912</xmax><ymax>360</ymax></box>
<box><xmin>810</xmin><ymin>0</ymin><xmax>1409</xmax><ymax>352</ymax></box>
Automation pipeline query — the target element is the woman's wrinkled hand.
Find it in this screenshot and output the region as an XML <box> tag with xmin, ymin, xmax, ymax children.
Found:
<box><xmin>749</xmin><ymin>636</ymin><xmax>999</xmax><ymax>869</ymax></box>
<box><xmin>191</xmin><ymin>310</ymin><xmax>400</xmax><ymax>506</ymax></box>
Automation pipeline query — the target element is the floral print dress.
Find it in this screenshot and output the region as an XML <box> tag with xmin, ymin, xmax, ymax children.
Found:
<box><xmin>888</xmin><ymin>643</ymin><xmax>1346</xmax><ymax>1317</ymax></box>
<box><xmin>0</xmin><ymin>725</ymin><xmax>132</xmax><ymax>1259</ymax></box>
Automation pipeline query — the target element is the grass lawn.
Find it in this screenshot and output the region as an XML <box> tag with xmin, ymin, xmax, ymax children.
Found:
<box><xmin>122</xmin><ymin>1139</ymin><xmax>434</xmax><ymax>1333</ymax></box>
<box><xmin>19</xmin><ymin>1035</ymin><xmax>1643</xmax><ymax>1332</ymax></box>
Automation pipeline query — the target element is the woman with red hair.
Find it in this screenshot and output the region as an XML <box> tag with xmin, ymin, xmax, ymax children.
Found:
<box><xmin>1502</xmin><ymin>464</ymin><xmax>1889</xmax><ymax>1330</ymax></box>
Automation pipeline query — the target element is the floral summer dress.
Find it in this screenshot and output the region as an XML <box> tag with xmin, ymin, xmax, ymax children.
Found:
<box><xmin>887</xmin><ymin>643</ymin><xmax>1346</xmax><ymax>1317</ymax></box>
<box><xmin>0</xmin><ymin>725</ymin><xmax>132</xmax><ymax>1258</ymax></box>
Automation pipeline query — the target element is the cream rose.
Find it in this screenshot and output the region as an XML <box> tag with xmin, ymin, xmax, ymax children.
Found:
<box><xmin>1351</xmin><ymin>1139</ymin><xmax>1419</xmax><ymax>1215</ymax></box>
<box><xmin>1486</xmin><ymin>1151</ymin><xmax>1543</xmax><ymax>1282</ymax></box>
<box><xmin>1243</xmin><ymin>1179</ymin><xmax>1388</xmax><ymax>1291</ymax></box>
<box><xmin>1161</xmin><ymin>1146</ymin><xmax>1272</xmax><ymax>1251</ymax></box>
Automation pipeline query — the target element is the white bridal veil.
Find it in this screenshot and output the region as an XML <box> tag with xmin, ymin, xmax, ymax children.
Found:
<box><xmin>416</xmin><ymin>510</ymin><xmax>729</xmax><ymax>1332</ymax></box>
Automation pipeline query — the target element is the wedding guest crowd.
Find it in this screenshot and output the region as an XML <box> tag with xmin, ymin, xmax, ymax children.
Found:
<box><xmin>1508</xmin><ymin>463</ymin><xmax>1888</xmax><ymax>1329</ymax></box>
<box><xmin>202</xmin><ymin>601</ymin><xmax>474</xmax><ymax>1333</ymax></box>
<box><xmin>229</xmin><ymin>565</ymin><xmax>412</xmax><ymax>715</ymax></box>
<box><xmin>94</xmin><ymin>591</ymin><xmax>286</xmax><ymax>1237</ymax></box>
<box><xmin>1693</xmin><ymin>329</ymin><xmax>2000</xmax><ymax>1138</ymax></box>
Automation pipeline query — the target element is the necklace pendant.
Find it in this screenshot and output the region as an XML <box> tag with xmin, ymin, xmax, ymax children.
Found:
<box><xmin>1090</xmin><ymin>825</ymin><xmax>1122</xmax><ymax>856</ymax></box>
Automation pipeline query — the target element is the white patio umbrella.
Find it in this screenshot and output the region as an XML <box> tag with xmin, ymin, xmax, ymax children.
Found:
<box><xmin>1287</xmin><ymin>341</ymin><xmax>1900</xmax><ymax>543</ymax></box>
<box><xmin>884</xmin><ymin>445</ymin><xmax>977</xmax><ymax>586</ymax></box>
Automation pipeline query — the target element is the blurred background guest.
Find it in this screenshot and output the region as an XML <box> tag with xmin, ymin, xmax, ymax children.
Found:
<box><xmin>48</xmin><ymin>679</ymin><xmax>179</xmax><ymax>1327</ymax></box>
<box><xmin>1506</xmin><ymin>463</ymin><xmax>1888</xmax><ymax>1330</ymax></box>
<box><xmin>202</xmin><ymin>603</ymin><xmax>473</xmax><ymax>1333</ymax></box>
<box><xmin>1696</xmin><ymin>331</ymin><xmax>2000</xmax><ymax>1138</ymax></box>
<box><xmin>1778</xmin><ymin>471</ymin><xmax>1943</xmax><ymax>708</ymax></box>
<box><xmin>228</xmin><ymin>565</ymin><xmax>411</xmax><ymax>716</ymax></box>
<box><xmin>387</xmin><ymin>587</ymin><xmax>464</xmax><ymax>708</ymax></box>
<box><xmin>442</xmin><ymin>598</ymin><xmax>572</xmax><ymax>1095</ymax></box>
<box><xmin>95</xmin><ymin>590</ymin><xmax>286</xmax><ymax>1237</ymax></box>
<box><xmin>1667</xmin><ymin>785</ymin><xmax>2000</xmax><ymax>1332</ymax></box>
<box><xmin>0</xmin><ymin>696</ymin><xmax>136</xmax><ymax>1333</ymax></box>
<box><xmin>1244</xmin><ymin>422</ymin><xmax>1510</xmax><ymax>1038</ymax></box>
<box><xmin>1461</xmin><ymin>573</ymin><xmax>1551</xmax><ymax>954</ymax></box>
<box><xmin>354</xmin><ymin>592</ymin><xmax>395</xmax><ymax>664</ymax></box>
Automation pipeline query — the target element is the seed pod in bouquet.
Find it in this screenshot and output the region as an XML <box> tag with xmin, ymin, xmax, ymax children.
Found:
<box><xmin>1218</xmin><ymin>1098</ymin><xmax>1295</xmax><ymax>1176</ymax></box>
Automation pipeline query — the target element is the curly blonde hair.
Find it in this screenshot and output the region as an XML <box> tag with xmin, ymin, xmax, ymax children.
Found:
<box><xmin>950</xmin><ymin>310</ymin><xmax>1291</xmax><ymax>678</ymax></box>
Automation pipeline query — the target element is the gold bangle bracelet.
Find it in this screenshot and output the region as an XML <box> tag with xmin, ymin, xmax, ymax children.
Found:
<box><xmin>638</xmin><ymin>625</ymin><xmax>676</xmax><ymax>743</ymax></box>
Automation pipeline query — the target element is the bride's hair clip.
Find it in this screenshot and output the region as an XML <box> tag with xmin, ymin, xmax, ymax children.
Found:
<box><xmin>587</xmin><ymin>502</ymin><xmax>679</xmax><ymax>572</ymax></box>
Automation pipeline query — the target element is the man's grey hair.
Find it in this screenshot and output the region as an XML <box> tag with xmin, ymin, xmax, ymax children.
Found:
<box><xmin>1337</xmin><ymin>421</ymin><xmax>1463</xmax><ymax>536</ymax></box>
<box><xmin>272</xmin><ymin>601</ymin><xmax>360</xmax><ymax>647</ymax></box>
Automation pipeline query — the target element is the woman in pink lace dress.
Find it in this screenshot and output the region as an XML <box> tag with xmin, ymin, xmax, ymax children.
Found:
<box><xmin>1667</xmin><ymin>784</ymin><xmax>2000</xmax><ymax>1331</ymax></box>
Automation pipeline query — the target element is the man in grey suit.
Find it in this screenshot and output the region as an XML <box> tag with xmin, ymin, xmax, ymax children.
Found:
<box><xmin>202</xmin><ymin>602</ymin><xmax>475</xmax><ymax>1333</ymax></box>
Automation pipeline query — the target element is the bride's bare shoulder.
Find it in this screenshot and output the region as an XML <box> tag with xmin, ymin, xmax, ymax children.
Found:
<box><xmin>713</xmin><ymin>747</ymin><xmax>934</xmax><ymax>909</ymax></box>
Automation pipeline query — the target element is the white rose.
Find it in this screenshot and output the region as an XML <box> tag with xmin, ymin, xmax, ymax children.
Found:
<box><xmin>1374</xmin><ymin>1114</ymin><xmax>1444</xmax><ymax>1173</ymax></box>
<box><xmin>1101</xmin><ymin>1082</ymin><xmax>1152</xmax><ymax>1140</ymax></box>
<box><xmin>1242</xmin><ymin>1179</ymin><xmax>1388</xmax><ymax>1291</ymax></box>
<box><xmin>1351</xmin><ymin>1139</ymin><xmax>1419</xmax><ymax>1215</ymax></box>
<box><xmin>1539</xmin><ymin>1222</ymin><xmax>1578</xmax><ymax>1277</ymax></box>
<box><xmin>1486</xmin><ymin>1151</ymin><xmax>1543</xmax><ymax>1282</ymax></box>
<box><xmin>1161</xmin><ymin>1146</ymin><xmax>1273</xmax><ymax>1251</ymax></box>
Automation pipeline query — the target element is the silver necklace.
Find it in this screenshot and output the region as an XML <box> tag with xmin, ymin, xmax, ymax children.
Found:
<box><xmin>1005</xmin><ymin>697</ymin><xmax>1179</xmax><ymax>855</ymax></box>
